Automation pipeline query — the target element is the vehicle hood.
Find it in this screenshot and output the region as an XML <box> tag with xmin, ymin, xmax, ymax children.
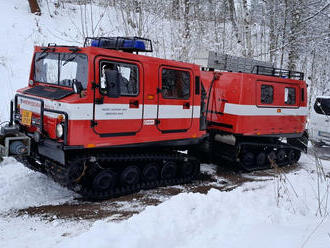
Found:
<box><xmin>23</xmin><ymin>85</ymin><xmax>73</xmax><ymax>100</ymax></box>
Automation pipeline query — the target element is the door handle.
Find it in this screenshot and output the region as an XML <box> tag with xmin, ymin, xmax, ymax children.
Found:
<box><xmin>129</xmin><ymin>100</ymin><xmax>139</xmax><ymax>108</ymax></box>
<box><xmin>183</xmin><ymin>102</ymin><xmax>190</xmax><ymax>109</ymax></box>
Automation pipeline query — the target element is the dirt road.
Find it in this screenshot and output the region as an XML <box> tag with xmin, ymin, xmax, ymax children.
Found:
<box><xmin>13</xmin><ymin>163</ymin><xmax>300</xmax><ymax>222</ymax></box>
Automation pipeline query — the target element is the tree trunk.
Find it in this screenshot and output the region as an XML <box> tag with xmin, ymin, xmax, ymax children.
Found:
<box><xmin>28</xmin><ymin>0</ymin><xmax>41</xmax><ymax>15</ymax></box>
<box><xmin>228</xmin><ymin>0</ymin><xmax>240</xmax><ymax>43</ymax></box>
<box><xmin>172</xmin><ymin>0</ymin><xmax>180</xmax><ymax>20</ymax></box>
<box><xmin>268</xmin><ymin>0</ymin><xmax>277</xmax><ymax>63</ymax></box>
<box><xmin>280</xmin><ymin>0</ymin><xmax>289</xmax><ymax>68</ymax></box>
<box><xmin>308</xmin><ymin>49</ymin><xmax>316</xmax><ymax>115</ymax></box>
<box><xmin>242</xmin><ymin>0</ymin><xmax>252</xmax><ymax>57</ymax></box>
<box><xmin>287</xmin><ymin>0</ymin><xmax>303</xmax><ymax>71</ymax></box>
<box><xmin>180</xmin><ymin>0</ymin><xmax>191</xmax><ymax>61</ymax></box>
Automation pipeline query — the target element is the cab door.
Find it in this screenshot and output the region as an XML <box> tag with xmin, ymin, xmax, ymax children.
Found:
<box><xmin>94</xmin><ymin>57</ymin><xmax>143</xmax><ymax>136</ymax></box>
<box><xmin>156</xmin><ymin>66</ymin><xmax>193</xmax><ymax>133</ymax></box>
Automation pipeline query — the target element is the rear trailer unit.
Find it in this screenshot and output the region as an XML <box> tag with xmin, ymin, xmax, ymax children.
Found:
<box><xmin>192</xmin><ymin>52</ymin><xmax>308</xmax><ymax>171</ymax></box>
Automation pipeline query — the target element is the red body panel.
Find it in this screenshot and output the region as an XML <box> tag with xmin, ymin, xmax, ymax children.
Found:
<box><xmin>17</xmin><ymin>46</ymin><xmax>204</xmax><ymax>147</ymax></box>
<box><xmin>201</xmin><ymin>71</ymin><xmax>307</xmax><ymax>136</ymax></box>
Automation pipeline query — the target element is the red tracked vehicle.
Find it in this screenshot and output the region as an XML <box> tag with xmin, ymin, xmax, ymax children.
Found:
<box><xmin>0</xmin><ymin>38</ymin><xmax>307</xmax><ymax>199</ymax></box>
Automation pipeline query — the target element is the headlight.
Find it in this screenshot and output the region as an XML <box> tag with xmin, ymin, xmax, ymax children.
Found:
<box><xmin>73</xmin><ymin>83</ymin><xmax>78</xmax><ymax>93</ymax></box>
<box><xmin>56</xmin><ymin>123</ymin><xmax>64</xmax><ymax>138</ymax></box>
<box><xmin>33</xmin><ymin>131</ymin><xmax>41</xmax><ymax>143</ymax></box>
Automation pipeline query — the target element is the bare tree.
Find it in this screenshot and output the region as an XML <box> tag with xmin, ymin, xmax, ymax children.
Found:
<box><xmin>228</xmin><ymin>0</ymin><xmax>240</xmax><ymax>44</ymax></box>
<box><xmin>241</xmin><ymin>0</ymin><xmax>252</xmax><ymax>57</ymax></box>
<box><xmin>28</xmin><ymin>0</ymin><xmax>41</xmax><ymax>15</ymax></box>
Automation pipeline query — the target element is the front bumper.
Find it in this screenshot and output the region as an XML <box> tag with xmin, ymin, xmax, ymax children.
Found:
<box><xmin>37</xmin><ymin>138</ymin><xmax>65</xmax><ymax>165</ymax></box>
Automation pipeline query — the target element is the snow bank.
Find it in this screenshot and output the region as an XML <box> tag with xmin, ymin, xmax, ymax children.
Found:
<box><xmin>59</xmin><ymin>155</ymin><xmax>330</xmax><ymax>248</ymax></box>
<box><xmin>0</xmin><ymin>158</ymin><xmax>76</xmax><ymax>212</ymax></box>
<box><xmin>0</xmin><ymin>215</ymin><xmax>90</xmax><ymax>248</ymax></box>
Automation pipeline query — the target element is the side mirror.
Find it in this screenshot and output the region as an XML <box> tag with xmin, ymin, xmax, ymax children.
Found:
<box><xmin>72</xmin><ymin>80</ymin><xmax>83</xmax><ymax>96</ymax></box>
<box><xmin>104</xmin><ymin>69</ymin><xmax>121</xmax><ymax>98</ymax></box>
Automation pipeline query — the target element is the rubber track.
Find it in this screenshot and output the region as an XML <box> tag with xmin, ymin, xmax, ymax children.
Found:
<box><xmin>20</xmin><ymin>151</ymin><xmax>200</xmax><ymax>201</ymax></box>
<box><xmin>238</xmin><ymin>141</ymin><xmax>301</xmax><ymax>171</ymax></box>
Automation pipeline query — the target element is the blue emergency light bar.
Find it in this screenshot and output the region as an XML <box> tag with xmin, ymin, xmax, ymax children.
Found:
<box><xmin>84</xmin><ymin>37</ymin><xmax>152</xmax><ymax>53</ymax></box>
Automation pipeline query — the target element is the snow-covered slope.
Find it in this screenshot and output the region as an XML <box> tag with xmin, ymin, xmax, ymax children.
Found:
<box><xmin>1</xmin><ymin>154</ymin><xmax>329</xmax><ymax>248</ymax></box>
<box><xmin>57</xmin><ymin>154</ymin><xmax>330</xmax><ymax>248</ymax></box>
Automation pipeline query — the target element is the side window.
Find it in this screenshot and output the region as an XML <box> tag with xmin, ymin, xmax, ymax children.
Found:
<box><xmin>162</xmin><ymin>68</ymin><xmax>190</xmax><ymax>99</ymax></box>
<box><xmin>261</xmin><ymin>85</ymin><xmax>273</xmax><ymax>104</ymax></box>
<box><xmin>100</xmin><ymin>61</ymin><xmax>139</xmax><ymax>96</ymax></box>
<box><xmin>285</xmin><ymin>87</ymin><xmax>296</xmax><ymax>105</ymax></box>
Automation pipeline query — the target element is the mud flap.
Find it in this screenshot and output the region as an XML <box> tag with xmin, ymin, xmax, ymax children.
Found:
<box><xmin>287</xmin><ymin>130</ymin><xmax>308</xmax><ymax>153</ymax></box>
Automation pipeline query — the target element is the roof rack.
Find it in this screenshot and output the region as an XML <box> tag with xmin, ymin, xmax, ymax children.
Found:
<box><xmin>84</xmin><ymin>37</ymin><xmax>153</xmax><ymax>53</ymax></box>
<box><xmin>251</xmin><ymin>65</ymin><xmax>304</xmax><ymax>80</ymax></box>
<box><xmin>207</xmin><ymin>52</ymin><xmax>272</xmax><ymax>73</ymax></box>
<box><xmin>207</xmin><ymin>51</ymin><xmax>304</xmax><ymax>80</ymax></box>
<box><xmin>46</xmin><ymin>43</ymin><xmax>80</xmax><ymax>49</ymax></box>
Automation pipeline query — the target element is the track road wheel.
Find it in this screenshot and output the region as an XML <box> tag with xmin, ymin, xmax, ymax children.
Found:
<box><xmin>180</xmin><ymin>161</ymin><xmax>194</xmax><ymax>177</ymax></box>
<box><xmin>293</xmin><ymin>150</ymin><xmax>301</xmax><ymax>163</ymax></box>
<box><xmin>142</xmin><ymin>163</ymin><xmax>159</xmax><ymax>182</ymax></box>
<box><xmin>276</xmin><ymin>149</ymin><xmax>287</xmax><ymax>166</ymax></box>
<box><xmin>267</xmin><ymin>151</ymin><xmax>277</xmax><ymax>166</ymax></box>
<box><xmin>287</xmin><ymin>150</ymin><xmax>296</xmax><ymax>164</ymax></box>
<box><xmin>67</xmin><ymin>162</ymin><xmax>85</xmax><ymax>183</ymax></box>
<box><xmin>93</xmin><ymin>169</ymin><xmax>117</xmax><ymax>191</ymax></box>
<box><xmin>256</xmin><ymin>152</ymin><xmax>267</xmax><ymax>169</ymax></box>
<box><xmin>161</xmin><ymin>161</ymin><xmax>177</xmax><ymax>179</ymax></box>
<box><xmin>120</xmin><ymin>166</ymin><xmax>140</xmax><ymax>185</ymax></box>
<box><xmin>192</xmin><ymin>159</ymin><xmax>201</xmax><ymax>177</ymax></box>
<box><xmin>241</xmin><ymin>152</ymin><xmax>255</xmax><ymax>170</ymax></box>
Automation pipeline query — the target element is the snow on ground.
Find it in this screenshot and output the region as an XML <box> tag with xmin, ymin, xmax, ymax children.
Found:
<box><xmin>0</xmin><ymin>157</ymin><xmax>76</xmax><ymax>212</ymax></box>
<box><xmin>57</xmin><ymin>153</ymin><xmax>330</xmax><ymax>248</ymax></box>
<box><xmin>0</xmin><ymin>215</ymin><xmax>90</xmax><ymax>248</ymax></box>
<box><xmin>0</xmin><ymin>153</ymin><xmax>329</xmax><ymax>248</ymax></box>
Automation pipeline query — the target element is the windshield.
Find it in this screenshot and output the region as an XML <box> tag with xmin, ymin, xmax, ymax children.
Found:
<box><xmin>314</xmin><ymin>98</ymin><xmax>330</xmax><ymax>115</ymax></box>
<box><xmin>34</xmin><ymin>52</ymin><xmax>88</xmax><ymax>89</ymax></box>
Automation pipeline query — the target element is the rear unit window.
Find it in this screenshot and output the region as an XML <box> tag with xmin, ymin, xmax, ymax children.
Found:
<box><xmin>285</xmin><ymin>87</ymin><xmax>296</xmax><ymax>105</ymax></box>
<box><xmin>314</xmin><ymin>98</ymin><xmax>330</xmax><ymax>115</ymax></box>
<box><xmin>261</xmin><ymin>85</ymin><xmax>273</xmax><ymax>104</ymax></box>
<box><xmin>162</xmin><ymin>68</ymin><xmax>190</xmax><ymax>99</ymax></box>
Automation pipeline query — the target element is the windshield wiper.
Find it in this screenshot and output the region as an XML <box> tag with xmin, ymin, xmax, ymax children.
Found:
<box><xmin>62</xmin><ymin>47</ymin><xmax>81</xmax><ymax>66</ymax></box>
<box><xmin>62</xmin><ymin>54</ymin><xmax>78</xmax><ymax>66</ymax></box>
<box><xmin>36</xmin><ymin>47</ymin><xmax>55</xmax><ymax>62</ymax></box>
